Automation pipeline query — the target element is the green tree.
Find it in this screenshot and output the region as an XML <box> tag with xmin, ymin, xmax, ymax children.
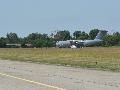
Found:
<box><xmin>113</xmin><ymin>32</ymin><xmax>120</xmax><ymax>45</ymax></box>
<box><xmin>73</xmin><ymin>31</ymin><xmax>82</xmax><ymax>39</ymax></box>
<box><xmin>89</xmin><ymin>29</ymin><xmax>99</xmax><ymax>39</ymax></box>
<box><xmin>54</xmin><ymin>30</ymin><xmax>70</xmax><ymax>41</ymax></box>
<box><xmin>73</xmin><ymin>31</ymin><xmax>89</xmax><ymax>40</ymax></box>
<box><xmin>26</xmin><ymin>33</ymin><xmax>48</xmax><ymax>44</ymax></box>
<box><xmin>104</xmin><ymin>35</ymin><xmax>115</xmax><ymax>46</ymax></box>
<box><xmin>6</xmin><ymin>32</ymin><xmax>19</xmax><ymax>43</ymax></box>
<box><xmin>33</xmin><ymin>39</ymin><xmax>44</xmax><ymax>48</ymax></box>
<box><xmin>0</xmin><ymin>37</ymin><xmax>6</xmax><ymax>48</ymax></box>
<box><xmin>78</xmin><ymin>31</ymin><xmax>89</xmax><ymax>40</ymax></box>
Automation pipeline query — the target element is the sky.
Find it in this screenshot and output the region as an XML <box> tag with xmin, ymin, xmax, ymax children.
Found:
<box><xmin>0</xmin><ymin>0</ymin><xmax>120</xmax><ymax>37</ymax></box>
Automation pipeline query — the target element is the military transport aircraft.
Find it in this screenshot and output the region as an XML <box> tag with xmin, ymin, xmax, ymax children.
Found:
<box><xmin>56</xmin><ymin>30</ymin><xmax>108</xmax><ymax>48</ymax></box>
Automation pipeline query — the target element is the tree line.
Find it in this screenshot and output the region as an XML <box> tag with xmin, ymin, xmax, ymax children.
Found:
<box><xmin>0</xmin><ymin>29</ymin><xmax>120</xmax><ymax>48</ymax></box>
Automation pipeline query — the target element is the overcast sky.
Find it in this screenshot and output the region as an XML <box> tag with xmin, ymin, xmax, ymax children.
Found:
<box><xmin>0</xmin><ymin>0</ymin><xmax>120</xmax><ymax>37</ymax></box>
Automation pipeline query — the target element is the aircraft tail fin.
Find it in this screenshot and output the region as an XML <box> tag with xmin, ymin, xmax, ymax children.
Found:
<box><xmin>94</xmin><ymin>30</ymin><xmax>108</xmax><ymax>40</ymax></box>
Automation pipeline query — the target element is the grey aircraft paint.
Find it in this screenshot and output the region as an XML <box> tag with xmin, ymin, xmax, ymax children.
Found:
<box><xmin>56</xmin><ymin>30</ymin><xmax>108</xmax><ymax>48</ymax></box>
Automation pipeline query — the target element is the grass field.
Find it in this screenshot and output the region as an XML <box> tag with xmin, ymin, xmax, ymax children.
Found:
<box><xmin>0</xmin><ymin>47</ymin><xmax>120</xmax><ymax>71</ymax></box>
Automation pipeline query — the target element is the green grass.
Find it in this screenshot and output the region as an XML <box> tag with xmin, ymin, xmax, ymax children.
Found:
<box><xmin>0</xmin><ymin>47</ymin><xmax>120</xmax><ymax>71</ymax></box>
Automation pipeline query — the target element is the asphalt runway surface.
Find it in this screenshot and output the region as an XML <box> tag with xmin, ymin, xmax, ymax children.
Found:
<box><xmin>0</xmin><ymin>60</ymin><xmax>120</xmax><ymax>90</ymax></box>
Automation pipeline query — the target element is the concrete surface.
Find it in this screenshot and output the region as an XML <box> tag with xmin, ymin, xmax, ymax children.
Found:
<box><xmin>0</xmin><ymin>60</ymin><xmax>120</xmax><ymax>90</ymax></box>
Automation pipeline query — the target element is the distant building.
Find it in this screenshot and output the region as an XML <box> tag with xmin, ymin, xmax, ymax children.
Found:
<box><xmin>6</xmin><ymin>44</ymin><xmax>33</xmax><ymax>48</ymax></box>
<box><xmin>6</xmin><ymin>44</ymin><xmax>21</xmax><ymax>48</ymax></box>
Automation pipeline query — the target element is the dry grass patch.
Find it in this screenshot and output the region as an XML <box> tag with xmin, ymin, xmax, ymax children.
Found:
<box><xmin>0</xmin><ymin>47</ymin><xmax>120</xmax><ymax>71</ymax></box>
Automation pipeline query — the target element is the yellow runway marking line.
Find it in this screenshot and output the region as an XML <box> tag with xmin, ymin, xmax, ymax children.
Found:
<box><xmin>0</xmin><ymin>72</ymin><xmax>66</xmax><ymax>90</ymax></box>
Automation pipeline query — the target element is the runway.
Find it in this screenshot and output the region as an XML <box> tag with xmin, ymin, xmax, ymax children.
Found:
<box><xmin>0</xmin><ymin>60</ymin><xmax>120</xmax><ymax>90</ymax></box>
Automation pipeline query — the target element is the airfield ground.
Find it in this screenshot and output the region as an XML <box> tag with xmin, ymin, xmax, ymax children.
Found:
<box><xmin>0</xmin><ymin>47</ymin><xmax>120</xmax><ymax>90</ymax></box>
<box><xmin>0</xmin><ymin>47</ymin><xmax>120</xmax><ymax>71</ymax></box>
<box><xmin>0</xmin><ymin>60</ymin><xmax>120</xmax><ymax>90</ymax></box>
